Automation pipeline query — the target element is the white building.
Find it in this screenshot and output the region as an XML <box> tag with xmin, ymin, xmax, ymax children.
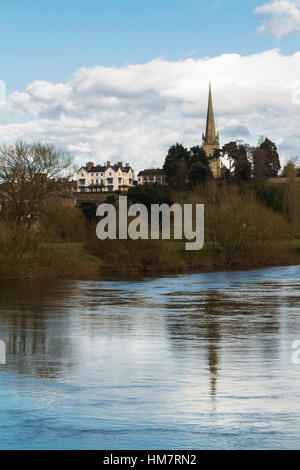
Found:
<box><xmin>77</xmin><ymin>161</ymin><xmax>134</xmax><ymax>193</ymax></box>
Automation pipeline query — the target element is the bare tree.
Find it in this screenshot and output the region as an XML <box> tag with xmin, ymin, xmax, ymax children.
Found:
<box><xmin>0</xmin><ymin>141</ymin><xmax>76</xmax><ymax>221</ymax></box>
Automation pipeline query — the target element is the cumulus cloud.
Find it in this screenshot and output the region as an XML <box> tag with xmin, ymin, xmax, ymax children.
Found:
<box><xmin>219</xmin><ymin>122</ymin><xmax>250</xmax><ymax>138</ymax></box>
<box><xmin>255</xmin><ymin>0</ymin><xmax>300</xmax><ymax>39</ymax></box>
<box><xmin>1</xmin><ymin>49</ymin><xmax>300</xmax><ymax>171</ymax></box>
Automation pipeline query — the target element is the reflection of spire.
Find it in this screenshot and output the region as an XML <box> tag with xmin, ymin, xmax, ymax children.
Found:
<box><xmin>208</xmin><ymin>335</ymin><xmax>218</xmax><ymax>398</ymax></box>
<box><xmin>205</xmin><ymin>304</ymin><xmax>221</xmax><ymax>402</ymax></box>
<box><xmin>204</xmin><ymin>81</ymin><xmax>217</xmax><ymax>145</ymax></box>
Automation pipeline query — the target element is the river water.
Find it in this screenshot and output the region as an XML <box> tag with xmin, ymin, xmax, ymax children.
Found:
<box><xmin>0</xmin><ymin>266</ymin><xmax>300</xmax><ymax>449</ymax></box>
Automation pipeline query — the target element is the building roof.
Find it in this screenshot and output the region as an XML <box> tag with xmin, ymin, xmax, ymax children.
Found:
<box><xmin>79</xmin><ymin>164</ymin><xmax>133</xmax><ymax>174</ymax></box>
<box><xmin>137</xmin><ymin>168</ymin><xmax>165</xmax><ymax>177</ymax></box>
<box><xmin>269</xmin><ymin>177</ymin><xmax>300</xmax><ymax>183</ymax></box>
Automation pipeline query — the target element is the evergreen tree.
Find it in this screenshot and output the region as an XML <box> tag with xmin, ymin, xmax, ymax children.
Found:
<box><xmin>221</xmin><ymin>142</ymin><xmax>251</xmax><ymax>181</ymax></box>
<box><xmin>163</xmin><ymin>143</ymin><xmax>190</xmax><ymax>190</ymax></box>
<box><xmin>163</xmin><ymin>143</ymin><xmax>213</xmax><ymax>189</ymax></box>
<box><xmin>189</xmin><ymin>161</ymin><xmax>213</xmax><ymax>186</ymax></box>
<box><xmin>189</xmin><ymin>145</ymin><xmax>210</xmax><ymax>166</ymax></box>
<box><xmin>253</xmin><ymin>138</ymin><xmax>281</xmax><ymax>179</ymax></box>
<box><xmin>234</xmin><ymin>144</ymin><xmax>252</xmax><ymax>181</ymax></box>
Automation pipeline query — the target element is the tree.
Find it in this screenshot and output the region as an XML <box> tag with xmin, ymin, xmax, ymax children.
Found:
<box><xmin>188</xmin><ymin>146</ymin><xmax>212</xmax><ymax>185</ymax></box>
<box><xmin>0</xmin><ymin>141</ymin><xmax>75</xmax><ymax>221</ymax></box>
<box><xmin>221</xmin><ymin>142</ymin><xmax>251</xmax><ymax>182</ymax></box>
<box><xmin>81</xmin><ymin>201</ymin><xmax>97</xmax><ymax>224</ymax></box>
<box><xmin>164</xmin><ymin>143</ymin><xmax>190</xmax><ymax>166</ymax></box>
<box><xmin>281</xmin><ymin>159</ymin><xmax>298</xmax><ymax>177</ymax></box>
<box><xmin>221</xmin><ymin>142</ymin><xmax>237</xmax><ymax>180</ymax></box>
<box><xmin>127</xmin><ymin>184</ymin><xmax>173</xmax><ymax>209</ymax></box>
<box><xmin>189</xmin><ymin>146</ymin><xmax>210</xmax><ymax>166</ymax></box>
<box><xmin>163</xmin><ymin>143</ymin><xmax>212</xmax><ymax>189</ymax></box>
<box><xmin>163</xmin><ymin>143</ymin><xmax>190</xmax><ymax>190</ymax></box>
<box><xmin>189</xmin><ymin>161</ymin><xmax>213</xmax><ymax>186</ymax></box>
<box><xmin>252</xmin><ymin>138</ymin><xmax>281</xmax><ymax>180</ymax></box>
<box><xmin>234</xmin><ymin>144</ymin><xmax>252</xmax><ymax>181</ymax></box>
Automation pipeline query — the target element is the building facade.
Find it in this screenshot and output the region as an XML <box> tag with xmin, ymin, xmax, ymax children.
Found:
<box><xmin>76</xmin><ymin>161</ymin><xmax>134</xmax><ymax>192</ymax></box>
<box><xmin>202</xmin><ymin>82</ymin><xmax>221</xmax><ymax>178</ymax></box>
<box><xmin>137</xmin><ymin>168</ymin><xmax>166</xmax><ymax>185</ymax></box>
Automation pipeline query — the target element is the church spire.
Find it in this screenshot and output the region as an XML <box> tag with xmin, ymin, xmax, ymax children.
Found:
<box><xmin>202</xmin><ymin>82</ymin><xmax>220</xmax><ymax>178</ymax></box>
<box><xmin>204</xmin><ymin>81</ymin><xmax>217</xmax><ymax>145</ymax></box>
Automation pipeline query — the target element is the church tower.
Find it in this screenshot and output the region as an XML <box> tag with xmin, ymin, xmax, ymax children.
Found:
<box><xmin>202</xmin><ymin>82</ymin><xmax>221</xmax><ymax>178</ymax></box>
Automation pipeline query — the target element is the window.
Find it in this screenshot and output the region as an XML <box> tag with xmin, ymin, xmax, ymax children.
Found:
<box><xmin>107</xmin><ymin>178</ymin><xmax>113</xmax><ymax>184</ymax></box>
<box><xmin>79</xmin><ymin>179</ymin><xmax>85</xmax><ymax>185</ymax></box>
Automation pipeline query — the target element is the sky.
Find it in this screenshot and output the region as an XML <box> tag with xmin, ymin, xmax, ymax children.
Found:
<box><xmin>1</xmin><ymin>0</ymin><xmax>300</xmax><ymax>171</ymax></box>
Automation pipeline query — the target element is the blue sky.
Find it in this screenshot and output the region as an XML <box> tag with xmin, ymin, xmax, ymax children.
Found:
<box><xmin>1</xmin><ymin>0</ymin><xmax>300</xmax><ymax>169</ymax></box>
<box><xmin>1</xmin><ymin>0</ymin><xmax>297</xmax><ymax>93</ymax></box>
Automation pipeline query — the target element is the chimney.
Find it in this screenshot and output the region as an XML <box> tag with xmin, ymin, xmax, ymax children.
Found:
<box><xmin>125</xmin><ymin>162</ymin><xmax>129</xmax><ymax>167</ymax></box>
<box><xmin>86</xmin><ymin>161</ymin><xmax>94</xmax><ymax>170</ymax></box>
<box><xmin>106</xmin><ymin>160</ymin><xmax>110</xmax><ymax>167</ymax></box>
<box><xmin>117</xmin><ymin>161</ymin><xmax>122</xmax><ymax>167</ymax></box>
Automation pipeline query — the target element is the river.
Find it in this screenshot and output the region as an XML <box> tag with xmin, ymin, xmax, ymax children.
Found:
<box><xmin>0</xmin><ymin>266</ymin><xmax>300</xmax><ymax>449</ymax></box>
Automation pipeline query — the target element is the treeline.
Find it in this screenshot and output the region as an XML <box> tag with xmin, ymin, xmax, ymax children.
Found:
<box><xmin>162</xmin><ymin>137</ymin><xmax>282</xmax><ymax>190</ymax></box>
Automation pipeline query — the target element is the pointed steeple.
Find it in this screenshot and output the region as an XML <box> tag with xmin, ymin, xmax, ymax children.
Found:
<box><xmin>202</xmin><ymin>82</ymin><xmax>220</xmax><ymax>178</ymax></box>
<box><xmin>203</xmin><ymin>81</ymin><xmax>218</xmax><ymax>145</ymax></box>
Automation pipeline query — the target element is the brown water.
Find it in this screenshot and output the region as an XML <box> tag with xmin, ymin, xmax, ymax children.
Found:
<box><xmin>0</xmin><ymin>266</ymin><xmax>300</xmax><ymax>449</ymax></box>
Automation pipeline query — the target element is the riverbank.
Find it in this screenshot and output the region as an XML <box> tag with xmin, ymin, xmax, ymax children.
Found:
<box><xmin>1</xmin><ymin>181</ymin><xmax>300</xmax><ymax>280</ymax></box>
<box><xmin>1</xmin><ymin>240</ymin><xmax>300</xmax><ymax>280</ymax></box>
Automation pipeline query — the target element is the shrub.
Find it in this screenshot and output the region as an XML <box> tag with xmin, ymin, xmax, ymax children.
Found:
<box><xmin>39</xmin><ymin>205</ymin><xmax>88</xmax><ymax>242</ymax></box>
<box><xmin>127</xmin><ymin>184</ymin><xmax>173</xmax><ymax>209</ymax></box>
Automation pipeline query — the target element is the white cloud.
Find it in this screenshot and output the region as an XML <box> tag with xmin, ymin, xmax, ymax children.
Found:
<box><xmin>1</xmin><ymin>49</ymin><xmax>300</xmax><ymax>171</ymax></box>
<box><xmin>255</xmin><ymin>0</ymin><xmax>300</xmax><ymax>39</ymax></box>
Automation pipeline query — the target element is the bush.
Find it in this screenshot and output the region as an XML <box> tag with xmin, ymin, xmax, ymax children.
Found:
<box><xmin>180</xmin><ymin>181</ymin><xmax>291</xmax><ymax>267</ymax></box>
<box><xmin>39</xmin><ymin>205</ymin><xmax>88</xmax><ymax>242</ymax></box>
<box><xmin>81</xmin><ymin>201</ymin><xmax>97</xmax><ymax>223</ymax></box>
<box><xmin>127</xmin><ymin>184</ymin><xmax>173</xmax><ymax>209</ymax></box>
<box><xmin>105</xmin><ymin>194</ymin><xmax>116</xmax><ymax>204</ymax></box>
<box><xmin>85</xmin><ymin>236</ymin><xmax>185</xmax><ymax>273</ymax></box>
<box><xmin>0</xmin><ymin>220</ymin><xmax>41</xmax><ymax>259</ymax></box>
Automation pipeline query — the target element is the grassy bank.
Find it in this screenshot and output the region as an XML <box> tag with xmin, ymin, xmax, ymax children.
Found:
<box><xmin>0</xmin><ymin>242</ymin><xmax>102</xmax><ymax>280</ymax></box>
<box><xmin>0</xmin><ymin>239</ymin><xmax>300</xmax><ymax>280</ymax></box>
<box><xmin>1</xmin><ymin>182</ymin><xmax>300</xmax><ymax>279</ymax></box>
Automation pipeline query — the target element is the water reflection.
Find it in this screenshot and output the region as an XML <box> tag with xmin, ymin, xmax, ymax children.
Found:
<box><xmin>0</xmin><ymin>280</ymin><xmax>77</xmax><ymax>379</ymax></box>
<box><xmin>0</xmin><ymin>266</ymin><xmax>299</xmax><ymax>449</ymax></box>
